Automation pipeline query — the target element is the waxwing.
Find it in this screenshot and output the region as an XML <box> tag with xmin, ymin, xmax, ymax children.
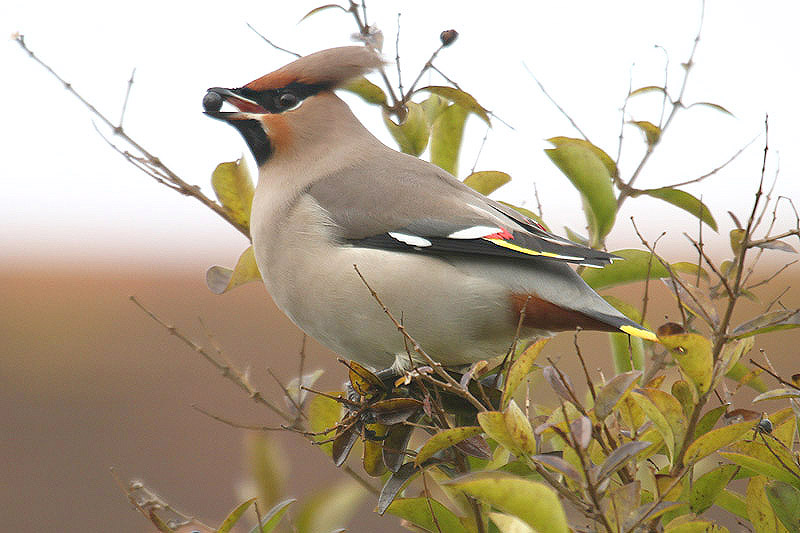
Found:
<box><xmin>204</xmin><ymin>46</ymin><xmax>656</xmax><ymax>372</ymax></box>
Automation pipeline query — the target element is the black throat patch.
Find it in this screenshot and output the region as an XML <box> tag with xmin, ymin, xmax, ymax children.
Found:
<box><xmin>229</xmin><ymin>119</ymin><xmax>272</xmax><ymax>166</ymax></box>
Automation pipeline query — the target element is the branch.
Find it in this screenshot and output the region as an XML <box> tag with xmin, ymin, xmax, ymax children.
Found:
<box><xmin>129</xmin><ymin>296</ymin><xmax>292</xmax><ymax>421</ymax></box>
<box><xmin>14</xmin><ymin>35</ymin><xmax>250</xmax><ymax>239</ymax></box>
<box><xmin>246</xmin><ymin>23</ymin><xmax>301</xmax><ymax>57</ymax></box>
<box><xmin>618</xmin><ymin>0</ymin><xmax>706</xmax><ymax>204</ymax></box>
<box><xmin>523</xmin><ymin>62</ymin><xmax>590</xmax><ymax>142</ymax></box>
<box><xmin>352</xmin><ymin>265</ymin><xmax>487</xmax><ymax>411</ymax></box>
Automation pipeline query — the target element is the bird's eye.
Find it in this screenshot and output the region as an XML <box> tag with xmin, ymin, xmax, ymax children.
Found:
<box><xmin>278</xmin><ymin>92</ymin><xmax>298</xmax><ymax>110</ymax></box>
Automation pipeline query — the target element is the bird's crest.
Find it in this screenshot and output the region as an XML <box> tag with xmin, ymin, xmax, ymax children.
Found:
<box><xmin>245</xmin><ymin>46</ymin><xmax>384</xmax><ymax>91</ymax></box>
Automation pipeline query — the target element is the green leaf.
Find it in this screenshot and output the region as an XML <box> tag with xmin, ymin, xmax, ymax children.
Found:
<box><xmin>720</xmin><ymin>337</ymin><xmax>755</xmax><ymax>379</ymax></box>
<box><xmin>307</xmin><ymin>392</ymin><xmax>343</xmax><ymax>457</ymax></box>
<box><xmin>489</xmin><ymin>512</ymin><xmax>535</xmax><ymax>533</ymax></box>
<box><xmin>658</xmin><ymin>333</ymin><xmax>713</xmax><ymax>393</ymax></box>
<box><xmin>415</xmin><ymin>426</ymin><xmax>483</xmax><ymax>466</ymax></box>
<box><xmin>386</xmin><ymin>497</ymin><xmax>469</xmax><ymax>533</ymax></box>
<box><xmin>638</xmin><ymin>188</ymin><xmax>718</xmax><ymax>231</ymax></box>
<box><xmin>716</xmin><ymin>489</ymin><xmax>749</xmax><ymax>521</ymax></box>
<box><xmin>631</xmin><ymin>388</ymin><xmax>688</xmax><ymax>463</ymax></box>
<box><xmin>563</xmin><ymin>226</ymin><xmax>589</xmax><ymax>246</ymax></box>
<box><xmin>217</xmin><ymin>497</ymin><xmax>257</xmax><ymax>533</ymax></box>
<box><xmin>732</xmin><ymin>309</ymin><xmax>800</xmax><ymax>339</ymax></box>
<box><xmin>341</xmin><ymin>76</ymin><xmax>386</xmax><ymax>105</ymax></box>
<box><xmin>594</xmin><ymin>370</ymin><xmax>641</xmax><ymax>420</ymax></box>
<box><xmin>247</xmin><ymin>434</ymin><xmax>288</xmax><ymax>510</ymax></box>
<box><xmin>754</xmin><ymin>239</ymin><xmax>797</xmax><ymax>253</ymax></box>
<box><xmin>504</xmin><ymin>400</ymin><xmax>537</xmax><ymax>456</ymax></box>
<box><xmin>447</xmin><ymin>473</ymin><xmax>568</xmax><ymax>533</ymax></box>
<box><xmin>695</xmin><ymin>404</ymin><xmax>729</xmax><ymax>438</ymax></box>
<box><xmin>383</xmin><ymin>102</ymin><xmax>429</xmax><ymax>156</ymax></box>
<box><xmin>747</xmin><ymin>476</ymin><xmax>779</xmax><ymax>533</ymax></box>
<box><xmin>630</xmin><ymin>85</ymin><xmax>667</xmax><ymax>97</ymax></box>
<box><xmin>478</xmin><ymin>401</ymin><xmax>536</xmax><ymax>457</ymax></box>
<box><xmin>295</xmin><ymin>480</ymin><xmax>366</xmax><ymax>533</ymax></box>
<box><xmin>430</xmin><ymin>103</ymin><xmax>468</xmax><ymax>175</ymax></box>
<box><xmin>725</xmin><ymin>361</ymin><xmax>769</xmax><ymax>393</ymax></box>
<box><xmin>629</xmin><ymin>120</ymin><xmax>662</xmax><ymax>146</ymax></box>
<box><xmin>730</xmin><ymin>229</ymin><xmax>746</xmax><ymax>255</ymax></box>
<box><xmin>211</xmin><ymin>158</ymin><xmax>255</xmax><ymax>230</ymax></box>
<box><xmin>582</xmin><ymin>249</ymin><xmax>690</xmax><ymax>290</ymax></box>
<box><xmin>719</xmin><ymin>452</ymin><xmax>800</xmax><ymax>489</ymax></box>
<box><xmin>416</xmin><ymin>85</ymin><xmax>491</xmax><ymax>125</ymax></box>
<box><xmin>420</xmin><ymin>94</ymin><xmax>450</xmax><ymax>126</ymax></box>
<box><xmin>249</xmin><ymin>498</ymin><xmax>296</xmax><ymax>533</ymax></box>
<box><xmin>690</xmin><ymin>465</ymin><xmax>738</xmax><ymax>514</ymax></box>
<box><xmin>463</xmin><ymin>171</ymin><xmax>511</xmax><ymax>195</ymax></box>
<box><xmin>766</xmin><ymin>481</ymin><xmax>800</xmax><ymax>533</ymax></box>
<box><xmin>299</xmin><ymin>3</ymin><xmax>347</xmax><ymax>21</ymax></box>
<box><xmin>671</xmin><ymin>380</ymin><xmax>694</xmax><ymax>419</ymax></box>
<box><xmin>206</xmin><ymin>246</ymin><xmax>262</xmax><ymax>294</ymax></box>
<box><xmin>664</xmin><ymin>521</ymin><xmax>728</xmax><ymax>533</ymax></box>
<box><xmin>610</xmin><ymin>332</ymin><xmax>645</xmax><ymax>373</ymax></box>
<box><xmin>753</xmin><ymin>388</ymin><xmax>800</xmax><ymax>403</ymax></box>
<box><xmin>688</xmin><ymin>101</ymin><xmax>735</xmax><ymax>117</ymax></box>
<box><xmin>683</xmin><ymin>419</ymin><xmax>753</xmax><ymax>464</ymax></box>
<box><xmin>502</xmin><ymin>339</ymin><xmax>548</xmax><ymax>409</ymax></box>
<box><xmin>545</xmin><ymin>137</ymin><xmax>617</xmax><ymax>246</ymax></box>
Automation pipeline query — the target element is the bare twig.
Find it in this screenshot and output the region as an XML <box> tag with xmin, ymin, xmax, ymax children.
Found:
<box><xmin>631</xmin><ymin>219</ymin><xmax>688</xmax><ymax>327</ymax></box>
<box><xmin>763</xmin><ymin>285</ymin><xmax>791</xmax><ymax>314</ymax></box>
<box><xmin>747</xmin><ymin>260</ymin><xmax>798</xmax><ymax>292</ymax></box>
<box><xmin>246</xmin><ymin>23</ymin><xmax>301</xmax><ymax>57</ymax></box>
<box><xmin>395</xmin><ymin>13</ymin><xmax>403</xmax><ymax>96</ymax></box>
<box><xmin>619</xmin><ymin>0</ymin><xmax>706</xmax><ymax>205</ymax></box>
<box><xmin>533</xmin><ymin>182</ymin><xmax>544</xmax><ymax>219</ymax></box>
<box><xmin>352</xmin><ymin>264</ymin><xmax>487</xmax><ymax>411</ymax></box>
<box><xmin>470</xmin><ymin>127</ymin><xmax>490</xmax><ymax>174</ymax></box>
<box><xmin>14</xmin><ymin>35</ymin><xmax>250</xmax><ymax>238</ymax></box>
<box><xmin>523</xmin><ymin>62</ymin><xmax>590</xmax><ymax>142</ymax></box>
<box><xmin>614</xmin><ymin>65</ymin><xmax>634</xmax><ymax>167</ymax></box>
<box><xmin>672</xmin><ymin>115</ymin><xmax>770</xmax><ymax>474</ymax></box>
<box><xmin>129</xmin><ymin>296</ymin><xmax>292</xmax><ymax>421</ymax></box>
<box><xmin>347</xmin><ymin>0</ymin><xmax>399</xmax><ymax>107</ymax></box>
<box><xmin>662</xmin><ymin>135</ymin><xmax>759</xmax><ymax>189</ymax></box>
<box><xmin>118</xmin><ymin>67</ymin><xmax>136</xmax><ymax>128</ymax></box>
<box><xmin>267</xmin><ymin>368</ymin><xmax>308</xmax><ymax>421</ymax></box>
<box><xmin>573</xmin><ymin>332</ymin><xmax>597</xmax><ymax>402</ymax></box>
<box><xmin>684</xmin><ymin>233</ymin><xmax>733</xmax><ymax>298</ymax></box>
<box><xmin>192</xmin><ymin>404</ymin><xmax>284</xmax><ymax>431</ymax></box>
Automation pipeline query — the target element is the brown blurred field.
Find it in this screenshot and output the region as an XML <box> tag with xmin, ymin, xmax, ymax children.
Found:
<box><xmin>2</xmin><ymin>265</ymin><xmax>798</xmax><ymax>532</ymax></box>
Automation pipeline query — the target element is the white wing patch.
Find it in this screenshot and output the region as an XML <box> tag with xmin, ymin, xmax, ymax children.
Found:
<box><xmin>389</xmin><ymin>232</ymin><xmax>432</xmax><ymax>247</ymax></box>
<box><xmin>447</xmin><ymin>226</ymin><xmax>502</xmax><ymax>239</ymax></box>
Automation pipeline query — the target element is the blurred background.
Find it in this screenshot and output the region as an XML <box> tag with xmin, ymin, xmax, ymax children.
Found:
<box><xmin>2</xmin><ymin>1</ymin><xmax>799</xmax><ymax>531</ymax></box>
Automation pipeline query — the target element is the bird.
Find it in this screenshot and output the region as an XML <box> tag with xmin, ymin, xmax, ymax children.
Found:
<box><xmin>203</xmin><ymin>46</ymin><xmax>656</xmax><ymax>374</ymax></box>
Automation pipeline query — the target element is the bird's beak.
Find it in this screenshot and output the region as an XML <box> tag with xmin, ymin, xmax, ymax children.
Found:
<box><xmin>203</xmin><ymin>87</ymin><xmax>266</xmax><ymax>120</ymax></box>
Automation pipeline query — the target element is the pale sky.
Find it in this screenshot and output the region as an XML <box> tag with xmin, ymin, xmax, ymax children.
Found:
<box><xmin>3</xmin><ymin>0</ymin><xmax>799</xmax><ymax>272</ymax></box>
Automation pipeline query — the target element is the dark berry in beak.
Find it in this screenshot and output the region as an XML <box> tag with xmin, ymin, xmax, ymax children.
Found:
<box><xmin>203</xmin><ymin>90</ymin><xmax>224</xmax><ymax>113</ymax></box>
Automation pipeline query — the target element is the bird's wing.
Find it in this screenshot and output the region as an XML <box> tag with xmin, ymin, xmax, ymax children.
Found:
<box><xmin>307</xmin><ymin>153</ymin><xmax>616</xmax><ymax>268</ymax></box>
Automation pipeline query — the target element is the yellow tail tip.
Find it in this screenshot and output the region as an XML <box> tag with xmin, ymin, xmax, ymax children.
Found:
<box><xmin>620</xmin><ymin>325</ymin><xmax>658</xmax><ymax>342</ymax></box>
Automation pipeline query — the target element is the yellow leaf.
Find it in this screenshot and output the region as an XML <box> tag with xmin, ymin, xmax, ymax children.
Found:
<box><xmin>206</xmin><ymin>246</ymin><xmax>262</xmax><ymax>294</ymax></box>
<box><xmin>658</xmin><ymin>333</ymin><xmax>713</xmax><ymax>393</ymax></box>
<box><xmin>211</xmin><ymin>158</ymin><xmax>254</xmax><ymax>229</ymax></box>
